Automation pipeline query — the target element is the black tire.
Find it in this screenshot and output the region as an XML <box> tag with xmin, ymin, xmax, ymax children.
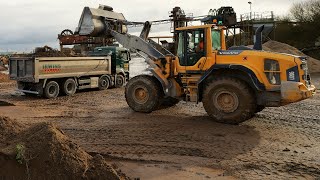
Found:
<box><xmin>255</xmin><ymin>105</ymin><xmax>265</xmax><ymax>113</ymax></box>
<box><xmin>161</xmin><ymin>97</ymin><xmax>180</xmax><ymax>107</ymax></box>
<box><xmin>125</xmin><ymin>75</ymin><xmax>163</xmax><ymax>113</ymax></box>
<box><xmin>44</xmin><ymin>81</ymin><xmax>60</xmax><ymax>99</ymax></box>
<box><xmin>98</xmin><ymin>76</ymin><xmax>110</xmax><ymax>90</ymax></box>
<box><xmin>62</xmin><ymin>78</ymin><xmax>76</xmax><ymax>96</ymax></box>
<box><xmin>202</xmin><ymin>77</ymin><xmax>256</xmax><ymax>125</ymax></box>
<box><xmin>115</xmin><ymin>74</ymin><xmax>125</xmax><ymax>88</ymax></box>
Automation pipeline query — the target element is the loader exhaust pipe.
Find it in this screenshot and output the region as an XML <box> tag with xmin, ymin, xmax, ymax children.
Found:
<box><xmin>253</xmin><ymin>25</ymin><xmax>264</xmax><ymax>50</ymax></box>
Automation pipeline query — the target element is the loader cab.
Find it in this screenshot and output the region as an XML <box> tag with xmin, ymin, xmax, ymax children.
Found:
<box><xmin>176</xmin><ymin>25</ymin><xmax>226</xmax><ymax>71</ymax></box>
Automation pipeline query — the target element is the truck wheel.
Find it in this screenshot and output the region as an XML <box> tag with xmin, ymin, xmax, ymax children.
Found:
<box><xmin>62</xmin><ymin>78</ymin><xmax>76</xmax><ymax>96</ymax></box>
<box><xmin>125</xmin><ymin>75</ymin><xmax>162</xmax><ymax>113</ymax></box>
<box><xmin>202</xmin><ymin>77</ymin><xmax>256</xmax><ymax>125</ymax></box>
<box><xmin>44</xmin><ymin>81</ymin><xmax>60</xmax><ymax>99</ymax></box>
<box><xmin>115</xmin><ymin>74</ymin><xmax>125</xmax><ymax>87</ymax></box>
<box><xmin>98</xmin><ymin>76</ymin><xmax>110</xmax><ymax>90</ymax></box>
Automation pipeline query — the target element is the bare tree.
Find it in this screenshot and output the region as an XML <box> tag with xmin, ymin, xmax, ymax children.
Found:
<box><xmin>290</xmin><ymin>0</ymin><xmax>320</xmax><ymax>22</ymax></box>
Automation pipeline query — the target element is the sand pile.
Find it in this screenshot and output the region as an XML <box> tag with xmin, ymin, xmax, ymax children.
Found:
<box><xmin>0</xmin><ymin>66</ymin><xmax>7</xmax><ymax>72</ymax></box>
<box><xmin>0</xmin><ymin>117</ymin><xmax>25</xmax><ymax>146</ymax></box>
<box><xmin>263</xmin><ymin>41</ymin><xmax>320</xmax><ymax>73</ymax></box>
<box><xmin>0</xmin><ymin>57</ymin><xmax>9</xmax><ymax>71</ymax></box>
<box><xmin>0</xmin><ymin>117</ymin><xmax>125</xmax><ymax>180</ymax></box>
<box><xmin>0</xmin><ymin>73</ymin><xmax>9</xmax><ymax>83</ymax></box>
<box><xmin>33</xmin><ymin>46</ymin><xmax>68</xmax><ymax>57</ymax></box>
<box><xmin>0</xmin><ymin>56</ymin><xmax>8</xmax><ymax>65</ymax></box>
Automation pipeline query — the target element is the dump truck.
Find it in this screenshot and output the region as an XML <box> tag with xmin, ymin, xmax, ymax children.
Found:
<box><xmin>9</xmin><ymin>47</ymin><xmax>130</xmax><ymax>98</ymax></box>
<box><xmin>106</xmin><ymin>22</ymin><xmax>316</xmax><ymax>124</ymax></box>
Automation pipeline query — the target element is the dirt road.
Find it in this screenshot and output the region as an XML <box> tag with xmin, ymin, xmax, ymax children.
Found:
<box><xmin>0</xmin><ymin>74</ymin><xmax>319</xmax><ymax>179</ymax></box>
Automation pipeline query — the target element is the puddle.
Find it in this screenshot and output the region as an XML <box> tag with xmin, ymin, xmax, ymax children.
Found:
<box><xmin>0</xmin><ymin>101</ymin><xmax>15</xmax><ymax>106</ymax></box>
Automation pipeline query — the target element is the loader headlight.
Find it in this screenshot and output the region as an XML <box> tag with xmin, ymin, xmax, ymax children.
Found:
<box><xmin>264</xmin><ymin>59</ymin><xmax>281</xmax><ymax>85</ymax></box>
<box><xmin>300</xmin><ymin>64</ymin><xmax>307</xmax><ymax>70</ymax></box>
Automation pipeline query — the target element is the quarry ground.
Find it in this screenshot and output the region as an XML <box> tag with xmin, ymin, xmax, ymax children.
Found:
<box><xmin>1</xmin><ymin>33</ymin><xmax>320</xmax><ymax>180</ymax></box>
<box><xmin>0</xmin><ymin>71</ymin><xmax>319</xmax><ymax>179</ymax></box>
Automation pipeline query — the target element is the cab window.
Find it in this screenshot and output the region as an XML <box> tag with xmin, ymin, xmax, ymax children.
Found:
<box><xmin>178</xmin><ymin>30</ymin><xmax>205</xmax><ymax>66</ymax></box>
<box><xmin>212</xmin><ymin>29</ymin><xmax>221</xmax><ymax>50</ymax></box>
<box><xmin>121</xmin><ymin>51</ymin><xmax>128</xmax><ymax>60</ymax></box>
<box><xmin>186</xmin><ymin>30</ymin><xmax>205</xmax><ymax>66</ymax></box>
<box><xmin>177</xmin><ymin>33</ymin><xmax>185</xmax><ymax>62</ymax></box>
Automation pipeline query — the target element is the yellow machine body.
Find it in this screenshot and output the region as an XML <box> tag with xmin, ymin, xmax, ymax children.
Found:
<box><xmin>154</xmin><ymin>24</ymin><xmax>315</xmax><ymax>106</ymax></box>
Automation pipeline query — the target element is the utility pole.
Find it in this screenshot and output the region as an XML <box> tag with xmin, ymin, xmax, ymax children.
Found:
<box><xmin>248</xmin><ymin>1</ymin><xmax>252</xmax><ymax>20</ymax></box>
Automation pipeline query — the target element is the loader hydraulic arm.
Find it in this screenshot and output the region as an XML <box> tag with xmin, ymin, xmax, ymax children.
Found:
<box><xmin>109</xmin><ymin>29</ymin><xmax>165</xmax><ymax>60</ymax></box>
<box><xmin>108</xmin><ymin>22</ymin><xmax>175</xmax><ymax>94</ymax></box>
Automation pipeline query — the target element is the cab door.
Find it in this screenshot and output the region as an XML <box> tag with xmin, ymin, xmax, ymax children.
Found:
<box><xmin>177</xmin><ymin>29</ymin><xmax>205</xmax><ymax>70</ymax></box>
<box><xmin>176</xmin><ymin>27</ymin><xmax>220</xmax><ymax>73</ymax></box>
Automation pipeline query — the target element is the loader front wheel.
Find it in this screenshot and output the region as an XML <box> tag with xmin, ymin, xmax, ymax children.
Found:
<box><xmin>125</xmin><ymin>75</ymin><xmax>162</xmax><ymax>113</ymax></box>
<box><xmin>202</xmin><ymin>77</ymin><xmax>256</xmax><ymax>125</ymax></box>
<box><xmin>44</xmin><ymin>81</ymin><xmax>60</xmax><ymax>99</ymax></box>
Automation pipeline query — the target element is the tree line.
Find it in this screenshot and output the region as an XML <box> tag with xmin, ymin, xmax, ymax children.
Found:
<box><xmin>275</xmin><ymin>0</ymin><xmax>320</xmax><ymax>55</ymax></box>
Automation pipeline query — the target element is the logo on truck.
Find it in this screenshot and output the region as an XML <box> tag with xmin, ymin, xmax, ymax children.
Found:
<box><xmin>42</xmin><ymin>64</ymin><xmax>61</xmax><ymax>73</ymax></box>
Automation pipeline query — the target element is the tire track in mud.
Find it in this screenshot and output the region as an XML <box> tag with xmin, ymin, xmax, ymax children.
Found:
<box><xmin>62</xmin><ymin>115</ymin><xmax>260</xmax><ymax>163</ymax></box>
<box><xmin>1</xmin><ymin>76</ymin><xmax>320</xmax><ymax>179</ymax></box>
<box><xmin>231</xmin><ymin>94</ymin><xmax>320</xmax><ymax>179</ymax></box>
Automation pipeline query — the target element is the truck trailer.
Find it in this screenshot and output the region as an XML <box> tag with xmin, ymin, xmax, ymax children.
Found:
<box><xmin>9</xmin><ymin>47</ymin><xmax>130</xmax><ymax>98</ymax></box>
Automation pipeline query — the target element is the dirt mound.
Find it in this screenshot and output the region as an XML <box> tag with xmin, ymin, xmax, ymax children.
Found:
<box><xmin>0</xmin><ymin>56</ymin><xmax>9</xmax><ymax>65</ymax></box>
<box><xmin>0</xmin><ymin>73</ymin><xmax>9</xmax><ymax>83</ymax></box>
<box><xmin>0</xmin><ymin>66</ymin><xmax>7</xmax><ymax>71</ymax></box>
<box><xmin>0</xmin><ymin>117</ymin><xmax>25</xmax><ymax>146</ymax></box>
<box><xmin>11</xmin><ymin>46</ymin><xmax>68</xmax><ymax>58</ymax></box>
<box><xmin>0</xmin><ymin>120</ymin><xmax>124</xmax><ymax>179</ymax></box>
<box><xmin>263</xmin><ymin>41</ymin><xmax>320</xmax><ymax>73</ymax></box>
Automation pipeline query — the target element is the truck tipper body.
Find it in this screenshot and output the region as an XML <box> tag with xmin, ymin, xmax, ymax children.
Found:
<box><xmin>9</xmin><ymin>47</ymin><xmax>130</xmax><ymax>98</ymax></box>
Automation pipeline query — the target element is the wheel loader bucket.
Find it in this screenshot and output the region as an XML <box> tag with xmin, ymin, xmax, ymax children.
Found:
<box><xmin>75</xmin><ymin>5</ymin><xmax>127</xmax><ymax>37</ymax></box>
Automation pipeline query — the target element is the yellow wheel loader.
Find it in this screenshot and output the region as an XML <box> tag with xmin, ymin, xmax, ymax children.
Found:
<box><xmin>107</xmin><ymin>22</ymin><xmax>316</xmax><ymax>124</ymax></box>
<box><xmin>110</xmin><ymin>23</ymin><xmax>316</xmax><ymax>124</ymax></box>
<box><xmin>60</xmin><ymin>4</ymin><xmax>315</xmax><ymax>124</ymax></box>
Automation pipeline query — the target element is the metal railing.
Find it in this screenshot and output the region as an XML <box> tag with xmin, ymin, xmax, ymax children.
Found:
<box><xmin>240</xmin><ymin>11</ymin><xmax>274</xmax><ymax>22</ymax></box>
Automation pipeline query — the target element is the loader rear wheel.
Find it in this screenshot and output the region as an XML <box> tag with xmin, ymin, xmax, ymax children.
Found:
<box><xmin>125</xmin><ymin>75</ymin><xmax>162</xmax><ymax>113</ymax></box>
<box><xmin>62</xmin><ymin>78</ymin><xmax>76</xmax><ymax>96</ymax></box>
<box><xmin>44</xmin><ymin>81</ymin><xmax>60</xmax><ymax>99</ymax></box>
<box><xmin>202</xmin><ymin>77</ymin><xmax>256</xmax><ymax>125</ymax></box>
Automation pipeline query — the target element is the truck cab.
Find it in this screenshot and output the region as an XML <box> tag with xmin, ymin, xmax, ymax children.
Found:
<box><xmin>88</xmin><ymin>46</ymin><xmax>131</xmax><ymax>87</ymax></box>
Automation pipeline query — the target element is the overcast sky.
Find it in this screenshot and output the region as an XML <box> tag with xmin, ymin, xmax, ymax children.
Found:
<box><xmin>0</xmin><ymin>0</ymin><xmax>307</xmax><ymax>52</ymax></box>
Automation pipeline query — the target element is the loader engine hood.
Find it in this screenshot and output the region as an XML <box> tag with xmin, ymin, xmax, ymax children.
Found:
<box><xmin>216</xmin><ymin>49</ymin><xmax>310</xmax><ymax>85</ymax></box>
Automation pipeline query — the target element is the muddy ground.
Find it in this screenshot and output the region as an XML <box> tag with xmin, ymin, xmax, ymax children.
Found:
<box><xmin>0</xmin><ymin>72</ymin><xmax>319</xmax><ymax>179</ymax></box>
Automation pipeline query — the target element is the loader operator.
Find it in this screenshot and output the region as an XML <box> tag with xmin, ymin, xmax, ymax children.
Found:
<box><xmin>198</xmin><ymin>38</ymin><xmax>204</xmax><ymax>52</ymax></box>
